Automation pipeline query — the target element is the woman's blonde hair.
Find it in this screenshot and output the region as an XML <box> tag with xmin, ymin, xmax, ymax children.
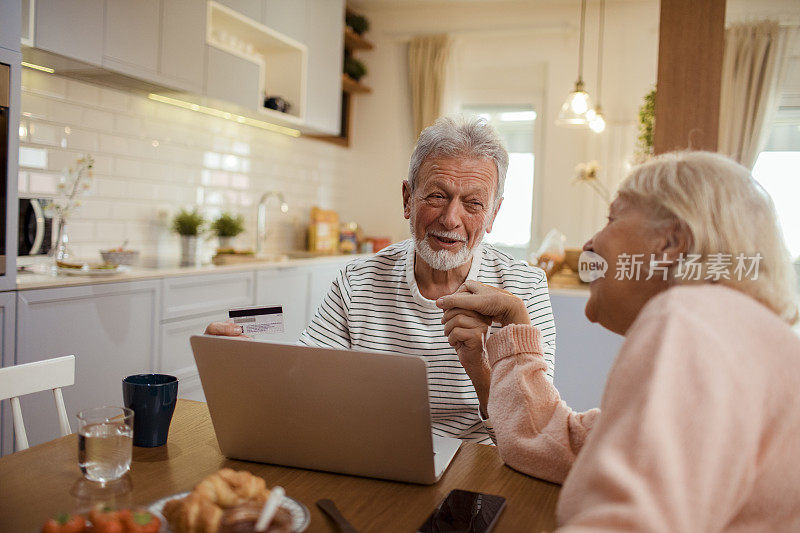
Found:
<box><xmin>617</xmin><ymin>151</ymin><xmax>798</xmax><ymax>324</ymax></box>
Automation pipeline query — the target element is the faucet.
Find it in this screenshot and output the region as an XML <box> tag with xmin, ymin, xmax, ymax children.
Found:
<box><xmin>256</xmin><ymin>191</ymin><xmax>289</xmax><ymax>256</ymax></box>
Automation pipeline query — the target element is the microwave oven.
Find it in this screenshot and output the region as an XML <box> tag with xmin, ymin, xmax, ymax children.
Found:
<box><xmin>18</xmin><ymin>198</ymin><xmax>54</xmax><ymax>256</ymax></box>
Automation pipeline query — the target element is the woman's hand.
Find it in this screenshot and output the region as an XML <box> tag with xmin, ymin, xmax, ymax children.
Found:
<box><xmin>204</xmin><ymin>321</ymin><xmax>250</xmax><ymax>338</ymax></box>
<box><xmin>436</xmin><ymin>280</ymin><xmax>531</xmax><ymax>327</ymax></box>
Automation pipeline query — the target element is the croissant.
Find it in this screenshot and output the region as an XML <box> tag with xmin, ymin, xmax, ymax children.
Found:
<box><xmin>163</xmin><ymin>470</ymin><xmax>273</xmax><ymax>533</ymax></box>
<box><xmin>195</xmin><ymin>468</ymin><xmax>270</xmax><ymax>508</ymax></box>
<box><xmin>162</xmin><ymin>492</ymin><xmax>223</xmax><ymax>533</ymax></box>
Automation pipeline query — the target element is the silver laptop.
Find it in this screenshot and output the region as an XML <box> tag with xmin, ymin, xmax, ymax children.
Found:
<box><xmin>190</xmin><ymin>335</ymin><xmax>462</xmax><ymax>484</ymax></box>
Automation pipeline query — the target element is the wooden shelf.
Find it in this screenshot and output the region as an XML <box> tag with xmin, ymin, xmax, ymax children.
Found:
<box><xmin>341</xmin><ymin>73</ymin><xmax>371</xmax><ymax>94</ymax></box>
<box><xmin>344</xmin><ymin>27</ymin><xmax>374</xmax><ymax>51</ymax></box>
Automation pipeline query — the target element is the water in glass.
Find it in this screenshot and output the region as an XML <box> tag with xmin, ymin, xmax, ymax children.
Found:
<box><xmin>78</xmin><ymin>421</ymin><xmax>133</xmax><ymax>482</ymax></box>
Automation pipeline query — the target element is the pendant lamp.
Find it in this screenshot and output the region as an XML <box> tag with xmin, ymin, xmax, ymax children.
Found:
<box><xmin>587</xmin><ymin>0</ymin><xmax>607</xmax><ymax>133</ymax></box>
<box><xmin>556</xmin><ymin>0</ymin><xmax>593</xmax><ymax>127</ymax></box>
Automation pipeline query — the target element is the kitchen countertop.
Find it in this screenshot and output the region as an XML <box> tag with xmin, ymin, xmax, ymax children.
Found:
<box><xmin>14</xmin><ymin>253</ymin><xmax>370</xmax><ymax>291</ymax></box>
<box><xmin>11</xmin><ymin>254</ymin><xmax>592</xmax><ymax>293</ymax></box>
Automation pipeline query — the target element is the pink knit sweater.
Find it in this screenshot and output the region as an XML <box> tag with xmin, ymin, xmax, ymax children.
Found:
<box><xmin>486</xmin><ymin>285</ymin><xmax>800</xmax><ymax>531</ymax></box>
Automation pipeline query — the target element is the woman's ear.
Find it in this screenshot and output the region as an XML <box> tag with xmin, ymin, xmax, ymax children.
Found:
<box><xmin>658</xmin><ymin>218</ymin><xmax>692</xmax><ymax>262</ymax></box>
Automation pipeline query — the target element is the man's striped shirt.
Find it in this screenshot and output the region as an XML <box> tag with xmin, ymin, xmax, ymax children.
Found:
<box><xmin>299</xmin><ymin>239</ymin><xmax>556</xmax><ymax>444</ymax></box>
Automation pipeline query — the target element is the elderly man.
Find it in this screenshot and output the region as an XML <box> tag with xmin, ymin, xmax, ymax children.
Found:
<box><xmin>209</xmin><ymin>115</ymin><xmax>555</xmax><ymax>443</ymax></box>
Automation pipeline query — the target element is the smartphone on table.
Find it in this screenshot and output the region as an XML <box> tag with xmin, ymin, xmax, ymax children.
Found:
<box><xmin>417</xmin><ymin>489</ymin><xmax>506</xmax><ymax>533</ymax></box>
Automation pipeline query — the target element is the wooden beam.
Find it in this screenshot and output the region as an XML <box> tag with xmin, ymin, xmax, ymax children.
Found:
<box><xmin>653</xmin><ymin>0</ymin><xmax>726</xmax><ymax>154</ymax></box>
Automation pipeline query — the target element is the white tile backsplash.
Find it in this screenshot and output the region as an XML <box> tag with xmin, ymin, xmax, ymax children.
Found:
<box><xmin>29</xmin><ymin>122</ymin><xmax>62</xmax><ymax>146</ymax></box>
<box><xmin>19</xmin><ymin>69</ymin><xmax>353</xmax><ymax>261</ymax></box>
<box><xmin>28</xmin><ymin>172</ymin><xmax>59</xmax><ymax>195</ymax></box>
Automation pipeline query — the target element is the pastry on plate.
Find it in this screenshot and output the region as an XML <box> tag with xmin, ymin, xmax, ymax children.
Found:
<box><xmin>161</xmin><ymin>469</ymin><xmax>291</xmax><ymax>533</ymax></box>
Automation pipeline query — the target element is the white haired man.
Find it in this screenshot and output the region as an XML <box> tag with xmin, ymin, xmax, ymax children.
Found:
<box><xmin>208</xmin><ymin>115</ymin><xmax>556</xmax><ymax>443</ymax></box>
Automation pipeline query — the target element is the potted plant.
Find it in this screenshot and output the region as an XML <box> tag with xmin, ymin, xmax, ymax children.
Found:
<box><xmin>172</xmin><ymin>208</ymin><xmax>205</xmax><ymax>266</ymax></box>
<box><xmin>344</xmin><ymin>57</ymin><xmax>367</xmax><ymax>82</ymax></box>
<box><xmin>211</xmin><ymin>212</ymin><xmax>245</xmax><ymax>250</ymax></box>
<box><xmin>345</xmin><ymin>12</ymin><xmax>369</xmax><ymax>35</ymax></box>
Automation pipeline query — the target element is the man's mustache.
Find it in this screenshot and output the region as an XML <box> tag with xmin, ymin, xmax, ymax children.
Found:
<box><xmin>427</xmin><ymin>230</ymin><xmax>466</xmax><ymax>243</ymax></box>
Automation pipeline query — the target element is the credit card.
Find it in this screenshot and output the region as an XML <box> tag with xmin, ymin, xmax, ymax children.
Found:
<box><xmin>228</xmin><ymin>305</ymin><xmax>285</xmax><ymax>338</ymax></box>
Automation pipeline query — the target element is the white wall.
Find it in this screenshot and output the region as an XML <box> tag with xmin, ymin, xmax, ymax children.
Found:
<box><xmin>345</xmin><ymin>0</ymin><xmax>660</xmax><ymax>249</ymax></box>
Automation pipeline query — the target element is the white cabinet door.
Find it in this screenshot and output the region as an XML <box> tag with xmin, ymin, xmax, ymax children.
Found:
<box><xmin>550</xmin><ymin>291</ymin><xmax>624</xmax><ymax>412</ymax></box>
<box><xmin>303</xmin><ymin>0</ymin><xmax>344</xmax><ymax>134</ymax></box>
<box><xmin>306</xmin><ymin>258</ymin><xmax>350</xmax><ymax>322</ymax></box>
<box><xmin>162</xmin><ymin>271</ymin><xmax>255</xmax><ymax>321</ymax></box>
<box><xmin>262</xmin><ymin>0</ymin><xmax>306</xmax><ymax>43</ymax></box>
<box><xmin>205</xmin><ymin>46</ymin><xmax>262</xmax><ymax>111</ymax></box>
<box><xmin>103</xmin><ymin>0</ymin><xmax>160</xmax><ymax>77</ymax></box>
<box><xmin>159</xmin><ymin>311</ymin><xmax>229</xmax><ymax>403</ymax></box>
<box><xmin>1</xmin><ymin>0</ymin><xmax>21</xmax><ymax>52</ymax></box>
<box><xmin>34</xmin><ymin>0</ymin><xmax>104</xmax><ymax>66</ymax></box>
<box><xmin>217</xmin><ymin>0</ymin><xmax>263</xmax><ymax>22</ymax></box>
<box><xmin>261</xmin><ymin>0</ymin><xmax>343</xmax><ymax>134</ymax></box>
<box><xmin>15</xmin><ymin>280</ymin><xmax>160</xmax><ymax>449</ymax></box>
<box><xmin>159</xmin><ymin>0</ymin><xmax>207</xmax><ymax>92</ymax></box>
<box><xmin>255</xmin><ymin>267</ymin><xmax>309</xmax><ymax>343</ymax></box>
<box><xmin>0</xmin><ymin>292</ymin><xmax>16</xmax><ymax>456</ymax></box>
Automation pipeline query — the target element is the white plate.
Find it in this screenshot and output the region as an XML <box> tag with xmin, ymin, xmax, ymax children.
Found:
<box><xmin>57</xmin><ymin>265</ymin><xmax>129</xmax><ymax>276</ymax></box>
<box><xmin>148</xmin><ymin>491</ymin><xmax>310</xmax><ymax>532</ymax></box>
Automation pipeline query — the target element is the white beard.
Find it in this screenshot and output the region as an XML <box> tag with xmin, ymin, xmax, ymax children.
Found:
<box><xmin>410</xmin><ymin>209</ymin><xmax>489</xmax><ymax>271</ymax></box>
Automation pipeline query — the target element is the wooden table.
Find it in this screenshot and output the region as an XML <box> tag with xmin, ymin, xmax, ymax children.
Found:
<box><xmin>0</xmin><ymin>400</ymin><xmax>560</xmax><ymax>532</ymax></box>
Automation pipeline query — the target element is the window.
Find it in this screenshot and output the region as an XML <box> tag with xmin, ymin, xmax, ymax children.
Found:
<box><xmin>752</xmin><ymin>56</ymin><xmax>800</xmax><ymax>261</ymax></box>
<box><xmin>461</xmin><ymin>105</ymin><xmax>536</xmax><ymax>260</ymax></box>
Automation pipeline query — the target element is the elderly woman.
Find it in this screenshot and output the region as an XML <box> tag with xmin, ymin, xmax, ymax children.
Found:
<box><xmin>437</xmin><ymin>151</ymin><xmax>800</xmax><ymax>530</ymax></box>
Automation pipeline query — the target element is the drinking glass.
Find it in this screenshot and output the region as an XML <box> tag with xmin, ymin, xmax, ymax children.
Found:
<box><xmin>76</xmin><ymin>406</ymin><xmax>134</xmax><ymax>483</ymax></box>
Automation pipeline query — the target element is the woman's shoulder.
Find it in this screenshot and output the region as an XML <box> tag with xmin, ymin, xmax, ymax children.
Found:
<box><xmin>640</xmin><ymin>284</ymin><xmax>784</xmax><ymax>327</ymax></box>
<box><xmin>628</xmin><ymin>284</ymin><xmax>799</xmax><ymax>367</ymax></box>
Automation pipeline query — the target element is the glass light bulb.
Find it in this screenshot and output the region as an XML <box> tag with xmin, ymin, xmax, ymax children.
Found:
<box><xmin>589</xmin><ymin>113</ymin><xmax>606</xmax><ymax>133</ymax></box>
<box><xmin>570</xmin><ymin>92</ymin><xmax>589</xmax><ymax>115</ymax></box>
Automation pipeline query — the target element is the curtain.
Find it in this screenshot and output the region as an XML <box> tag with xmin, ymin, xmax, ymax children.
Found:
<box><xmin>718</xmin><ymin>21</ymin><xmax>796</xmax><ymax>168</ymax></box>
<box><xmin>409</xmin><ymin>34</ymin><xmax>451</xmax><ymax>138</ymax></box>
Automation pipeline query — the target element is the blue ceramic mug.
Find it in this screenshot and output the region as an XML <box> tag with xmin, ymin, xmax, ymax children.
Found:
<box><xmin>122</xmin><ymin>374</ymin><xmax>178</xmax><ymax>447</ymax></box>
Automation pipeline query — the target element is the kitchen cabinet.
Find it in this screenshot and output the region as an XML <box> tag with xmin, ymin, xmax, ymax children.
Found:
<box><xmin>159</xmin><ymin>0</ymin><xmax>207</xmax><ymax>93</ymax></box>
<box><xmin>262</xmin><ymin>0</ymin><xmax>307</xmax><ymax>43</ymax></box>
<box><xmin>103</xmin><ymin>0</ymin><xmax>161</xmax><ymax>78</ymax></box>
<box><xmin>13</xmin><ymin>280</ymin><xmax>160</xmax><ymax>450</ymax></box>
<box><xmin>0</xmin><ymin>292</ymin><xmax>16</xmax><ymax>456</ymax></box>
<box><xmin>307</xmin><ymin>260</ymin><xmax>347</xmax><ymax>321</ymax></box>
<box><xmin>159</xmin><ymin>270</ymin><xmax>254</xmax><ymax>402</ymax></box>
<box><xmin>32</xmin><ymin>0</ymin><xmax>104</xmax><ymax>66</ymax></box>
<box><xmin>255</xmin><ymin>267</ymin><xmax>310</xmax><ymax>343</ymax></box>
<box><xmin>214</xmin><ymin>0</ymin><xmax>342</xmax><ymax>134</ymax></box>
<box><xmin>1</xmin><ymin>259</ymin><xmax>360</xmax><ymax>454</ymax></box>
<box><xmin>217</xmin><ymin>0</ymin><xmax>263</xmax><ymax>22</ymax></box>
<box><xmin>303</xmin><ymin>0</ymin><xmax>344</xmax><ymax>134</ymax></box>
<box><xmin>162</xmin><ymin>271</ymin><xmax>255</xmax><ymax>320</ymax></box>
<box><xmin>159</xmin><ymin>310</ymin><xmax>228</xmax><ymax>402</ymax></box>
<box><xmin>205</xmin><ymin>46</ymin><xmax>263</xmax><ymax>111</ymax></box>
<box><xmin>550</xmin><ymin>291</ymin><xmax>624</xmax><ymax>412</ymax></box>
<box><xmin>0</xmin><ymin>0</ymin><xmax>21</xmax><ymax>52</ymax></box>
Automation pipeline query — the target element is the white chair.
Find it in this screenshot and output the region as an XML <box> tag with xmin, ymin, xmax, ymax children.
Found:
<box><xmin>0</xmin><ymin>355</ymin><xmax>75</xmax><ymax>451</ymax></box>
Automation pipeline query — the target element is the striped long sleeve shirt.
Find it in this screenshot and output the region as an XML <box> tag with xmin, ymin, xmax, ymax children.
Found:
<box><xmin>299</xmin><ymin>239</ymin><xmax>556</xmax><ymax>444</ymax></box>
